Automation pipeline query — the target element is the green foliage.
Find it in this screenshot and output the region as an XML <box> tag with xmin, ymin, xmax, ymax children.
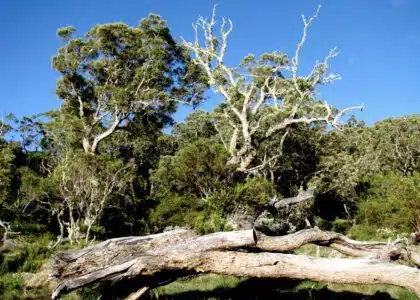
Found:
<box><xmin>347</xmin><ymin>224</ymin><xmax>381</xmax><ymax>241</ymax></box>
<box><xmin>0</xmin><ymin>273</ymin><xmax>23</xmax><ymax>300</ymax></box>
<box><xmin>150</xmin><ymin>194</ymin><xmax>200</xmax><ymax>228</ymax></box>
<box><xmin>315</xmin><ymin>115</ymin><xmax>420</xmax><ymax>199</ymax></box>
<box><xmin>194</xmin><ymin>212</ymin><xmax>232</xmax><ymax>235</ymax></box>
<box><xmin>231</xmin><ymin>177</ymin><xmax>276</xmax><ymax>209</ymax></box>
<box><xmin>0</xmin><ymin>141</ymin><xmax>28</xmax><ymax>222</ymax></box>
<box><xmin>0</xmin><ymin>143</ymin><xmax>18</xmax><ymax>208</ymax></box>
<box><xmin>0</xmin><ymin>235</ymin><xmax>52</xmax><ymax>273</ymax></box>
<box><xmin>331</xmin><ymin>219</ymin><xmax>352</xmax><ymax>234</ymax></box>
<box><xmin>357</xmin><ymin>172</ymin><xmax>420</xmax><ymax>233</ymax></box>
<box><xmin>150</xmin><ymin>139</ymin><xmax>279</xmax><ymax>232</ymax></box>
<box><xmin>56</xmin><ymin>26</ymin><xmax>76</xmax><ymax>39</ymax></box>
<box><xmin>151</xmin><ymin>139</ymin><xmax>234</xmax><ymax>201</ymax></box>
<box><xmin>172</xmin><ymin>110</ymin><xmax>217</xmax><ymax>149</ymax></box>
<box><xmin>51</xmin><ymin>14</ymin><xmax>206</xmax><ymax>154</ymax></box>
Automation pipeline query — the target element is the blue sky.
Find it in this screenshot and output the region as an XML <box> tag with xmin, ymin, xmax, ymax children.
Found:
<box><xmin>1</xmin><ymin>0</ymin><xmax>419</xmax><ymax>125</ymax></box>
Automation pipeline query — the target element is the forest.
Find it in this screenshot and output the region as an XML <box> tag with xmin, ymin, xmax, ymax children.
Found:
<box><xmin>0</xmin><ymin>4</ymin><xmax>419</xmax><ymax>300</ymax></box>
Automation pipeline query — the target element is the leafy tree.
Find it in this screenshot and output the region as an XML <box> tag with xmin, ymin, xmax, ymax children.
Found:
<box><xmin>23</xmin><ymin>14</ymin><xmax>209</xmax><ymax>241</ymax></box>
<box><xmin>315</xmin><ymin>115</ymin><xmax>420</xmax><ymax>199</ymax></box>
<box><xmin>253</xmin><ymin>123</ymin><xmax>321</xmax><ymax>196</ymax></box>
<box><xmin>48</xmin><ymin>152</ymin><xmax>133</xmax><ymax>244</ymax></box>
<box><xmin>183</xmin><ymin>7</ymin><xmax>362</xmax><ymax>173</ymax></box>
<box><xmin>0</xmin><ymin>143</ymin><xmax>20</xmax><ymax>220</ymax></box>
<box><xmin>150</xmin><ymin>138</ymin><xmax>282</xmax><ymax>232</ymax></box>
<box><xmin>0</xmin><ymin>117</ymin><xmax>25</xmax><ymax>221</ymax></box>
<box><xmin>150</xmin><ymin>139</ymin><xmax>236</xmax><ymax>231</ymax></box>
<box><xmin>52</xmin><ymin>15</ymin><xmax>206</xmax><ymax>154</ymax></box>
<box><xmin>368</xmin><ymin>115</ymin><xmax>420</xmax><ymax>176</ymax></box>
<box><xmin>151</xmin><ymin>139</ymin><xmax>234</xmax><ymax>202</ymax></box>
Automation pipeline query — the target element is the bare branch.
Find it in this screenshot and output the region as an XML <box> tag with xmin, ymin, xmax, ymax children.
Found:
<box><xmin>184</xmin><ymin>5</ymin><xmax>363</xmax><ymax>172</ymax></box>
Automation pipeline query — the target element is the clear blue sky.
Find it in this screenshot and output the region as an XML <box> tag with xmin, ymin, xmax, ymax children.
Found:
<box><xmin>1</xmin><ymin>0</ymin><xmax>419</xmax><ymax>125</ymax></box>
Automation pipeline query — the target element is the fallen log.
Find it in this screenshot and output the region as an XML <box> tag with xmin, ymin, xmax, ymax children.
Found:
<box><xmin>50</xmin><ymin>228</ymin><xmax>420</xmax><ymax>299</ymax></box>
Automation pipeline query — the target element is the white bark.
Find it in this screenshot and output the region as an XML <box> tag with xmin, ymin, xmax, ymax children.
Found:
<box><xmin>183</xmin><ymin>6</ymin><xmax>363</xmax><ymax>173</ymax></box>
<box><xmin>50</xmin><ymin>229</ymin><xmax>420</xmax><ymax>299</ymax></box>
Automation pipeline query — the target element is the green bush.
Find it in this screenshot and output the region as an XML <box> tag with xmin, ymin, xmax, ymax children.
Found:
<box><xmin>356</xmin><ymin>173</ymin><xmax>420</xmax><ymax>233</ymax></box>
<box><xmin>331</xmin><ymin>219</ymin><xmax>352</xmax><ymax>234</ymax></box>
<box><xmin>347</xmin><ymin>224</ymin><xmax>382</xmax><ymax>241</ymax></box>
<box><xmin>0</xmin><ymin>234</ymin><xmax>52</xmax><ymax>273</ymax></box>
<box><xmin>150</xmin><ymin>195</ymin><xmax>202</xmax><ymax>229</ymax></box>
<box><xmin>194</xmin><ymin>212</ymin><xmax>230</xmax><ymax>235</ymax></box>
<box><xmin>231</xmin><ymin>177</ymin><xmax>276</xmax><ymax>210</ymax></box>
<box><xmin>12</xmin><ymin>223</ymin><xmax>47</xmax><ymax>236</ymax></box>
<box><xmin>0</xmin><ymin>274</ymin><xmax>23</xmax><ymax>300</ymax></box>
<box><xmin>150</xmin><ymin>139</ymin><xmax>238</xmax><ymax>232</ymax></box>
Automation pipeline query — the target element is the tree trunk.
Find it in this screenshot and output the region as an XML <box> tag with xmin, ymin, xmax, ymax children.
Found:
<box><xmin>50</xmin><ymin>229</ymin><xmax>420</xmax><ymax>299</ymax></box>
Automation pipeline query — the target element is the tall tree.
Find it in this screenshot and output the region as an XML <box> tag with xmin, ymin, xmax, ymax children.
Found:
<box><xmin>53</xmin><ymin>14</ymin><xmax>206</xmax><ymax>154</ymax></box>
<box><xmin>183</xmin><ymin>6</ymin><xmax>363</xmax><ymax>173</ymax></box>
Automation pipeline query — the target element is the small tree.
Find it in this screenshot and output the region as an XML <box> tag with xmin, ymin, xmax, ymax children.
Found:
<box><xmin>183</xmin><ymin>6</ymin><xmax>362</xmax><ymax>173</ymax></box>
<box><xmin>50</xmin><ymin>152</ymin><xmax>132</xmax><ymax>244</ymax></box>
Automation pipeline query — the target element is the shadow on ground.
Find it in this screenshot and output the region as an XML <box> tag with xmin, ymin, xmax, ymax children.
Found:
<box><xmin>147</xmin><ymin>278</ymin><xmax>398</xmax><ymax>300</ymax></box>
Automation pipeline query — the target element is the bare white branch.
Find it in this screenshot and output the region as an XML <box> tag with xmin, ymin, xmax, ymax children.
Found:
<box><xmin>184</xmin><ymin>5</ymin><xmax>363</xmax><ymax>173</ymax></box>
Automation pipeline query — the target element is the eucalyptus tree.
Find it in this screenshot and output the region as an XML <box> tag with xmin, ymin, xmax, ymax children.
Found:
<box><xmin>183</xmin><ymin>6</ymin><xmax>363</xmax><ymax>174</ymax></box>
<box><xmin>42</xmin><ymin>13</ymin><xmax>209</xmax><ymax>241</ymax></box>
<box><xmin>53</xmin><ymin>14</ymin><xmax>206</xmax><ymax>154</ymax></box>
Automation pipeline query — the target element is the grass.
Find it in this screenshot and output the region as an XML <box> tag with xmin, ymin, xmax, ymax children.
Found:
<box><xmin>0</xmin><ymin>273</ymin><xmax>23</xmax><ymax>300</ymax></box>
<box><xmin>153</xmin><ymin>274</ymin><xmax>246</xmax><ymax>297</ymax></box>
<box><xmin>0</xmin><ymin>233</ymin><xmax>87</xmax><ymax>300</ymax></box>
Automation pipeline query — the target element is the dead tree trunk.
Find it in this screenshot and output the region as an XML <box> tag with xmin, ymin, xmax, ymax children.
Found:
<box><xmin>50</xmin><ymin>228</ymin><xmax>420</xmax><ymax>299</ymax></box>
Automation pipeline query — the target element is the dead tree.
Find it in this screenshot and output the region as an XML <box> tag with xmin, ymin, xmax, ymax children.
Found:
<box><xmin>50</xmin><ymin>228</ymin><xmax>420</xmax><ymax>299</ymax></box>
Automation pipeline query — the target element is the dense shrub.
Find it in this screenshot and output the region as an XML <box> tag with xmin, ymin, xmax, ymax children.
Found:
<box><xmin>231</xmin><ymin>177</ymin><xmax>276</xmax><ymax>210</ymax></box>
<box><xmin>0</xmin><ymin>234</ymin><xmax>51</xmax><ymax>273</ymax></box>
<box><xmin>356</xmin><ymin>173</ymin><xmax>420</xmax><ymax>233</ymax></box>
<box><xmin>0</xmin><ymin>273</ymin><xmax>23</xmax><ymax>300</ymax></box>
<box><xmin>150</xmin><ymin>140</ymin><xmax>279</xmax><ymax>233</ymax></box>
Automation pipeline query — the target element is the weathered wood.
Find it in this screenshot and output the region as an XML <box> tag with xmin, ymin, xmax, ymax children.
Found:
<box><xmin>50</xmin><ymin>229</ymin><xmax>196</xmax><ymax>280</ymax></box>
<box><xmin>256</xmin><ymin>228</ymin><xmax>402</xmax><ymax>260</ymax></box>
<box><xmin>50</xmin><ymin>228</ymin><xmax>420</xmax><ymax>299</ymax></box>
<box><xmin>120</xmin><ymin>250</ymin><xmax>420</xmax><ymax>296</ymax></box>
<box><xmin>268</xmin><ymin>189</ymin><xmax>314</xmax><ymax>209</ymax></box>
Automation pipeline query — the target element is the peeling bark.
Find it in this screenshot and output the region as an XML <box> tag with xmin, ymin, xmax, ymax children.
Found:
<box><xmin>50</xmin><ymin>229</ymin><xmax>420</xmax><ymax>299</ymax></box>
